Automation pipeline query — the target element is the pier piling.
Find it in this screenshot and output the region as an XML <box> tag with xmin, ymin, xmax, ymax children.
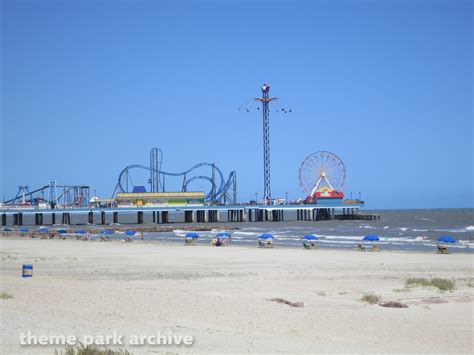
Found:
<box><xmin>88</xmin><ymin>212</ymin><xmax>93</xmax><ymax>224</ymax></box>
<box><xmin>185</xmin><ymin>210</ymin><xmax>194</xmax><ymax>223</ymax></box>
<box><xmin>1</xmin><ymin>214</ymin><xmax>6</xmax><ymax>226</ymax></box>
<box><xmin>35</xmin><ymin>213</ymin><xmax>43</xmax><ymax>225</ymax></box>
<box><xmin>101</xmin><ymin>212</ymin><xmax>106</xmax><ymax>225</ymax></box>
<box><xmin>62</xmin><ymin>213</ymin><xmax>70</xmax><ymax>225</ymax></box>
<box><xmin>137</xmin><ymin>211</ymin><xmax>143</xmax><ymax>224</ymax></box>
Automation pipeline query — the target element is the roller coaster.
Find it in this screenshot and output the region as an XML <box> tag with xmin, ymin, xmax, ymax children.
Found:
<box><xmin>3</xmin><ymin>181</ymin><xmax>90</xmax><ymax>208</ymax></box>
<box><xmin>112</xmin><ymin>148</ymin><xmax>237</xmax><ymax>205</ymax></box>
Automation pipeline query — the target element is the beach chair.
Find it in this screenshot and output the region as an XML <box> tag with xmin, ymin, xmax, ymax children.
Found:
<box><xmin>302</xmin><ymin>240</ymin><xmax>318</xmax><ymax>249</ymax></box>
<box><xmin>372</xmin><ymin>245</ymin><xmax>381</xmax><ymax>252</ymax></box>
<box><xmin>258</xmin><ymin>239</ymin><xmax>274</xmax><ymax>248</ymax></box>
<box><xmin>437</xmin><ymin>245</ymin><xmax>450</xmax><ymax>254</ymax></box>
<box><xmin>185</xmin><ymin>237</ymin><xmax>196</xmax><ymax>245</ymax></box>
<box><xmin>357</xmin><ymin>244</ymin><xmax>367</xmax><ymax>252</ymax></box>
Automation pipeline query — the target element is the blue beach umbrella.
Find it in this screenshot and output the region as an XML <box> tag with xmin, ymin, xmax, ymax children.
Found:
<box><xmin>101</xmin><ymin>230</ymin><xmax>113</xmax><ymax>235</ymax></box>
<box><xmin>303</xmin><ymin>234</ymin><xmax>318</xmax><ymax>240</ymax></box>
<box><xmin>38</xmin><ymin>227</ymin><xmax>49</xmax><ymax>233</ymax></box>
<box><xmin>258</xmin><ymin>234</ymin><xmax>274</xmax><ymax>239</ymax></box>
<box><xmin>216</xmin><ymin>232</ymin><xmax>231</xmax><ymax>238</ymax></box>
<box><xmin>76</xmin><ymin>229</ymin><xmax>86</xmax><ymax>234</ymax></box>
<box><xmin>125</xmin><ymin>230</ymin><xmax>136</xmax><ymax>236</ymax></box>
<box><xmin>363</xmin><ymin>235</ymin><xmax>380</xmax><ymax>241</ymax></box>
<box><xmin>57</xmin><ymin>229</ymin><xmax>67</xmax><ymax>234</ymax></box>
<box><xmin>19</xmin><ymin>228</ymin><xmax>29</xmax><ymax>233</ymax></box>
<box><xmin>185</xmin><ymin>232</ymin><xmax>200</xmax><ymax>239</ymax></box>
<box><xmin>437</xmin><ymin>236</ymin><xmax>456</xmax><ymax>244</ymax></box>
<box><xmin>2</xmin><ymin>227</ymin><xmax>13</xmax><ymax>232</ymax></box>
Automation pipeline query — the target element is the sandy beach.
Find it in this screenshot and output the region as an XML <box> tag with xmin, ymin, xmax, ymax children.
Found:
<box><xmin>0</xmin><ymin>237</ymin><xmax>473</xmax><ymax>354</ymax></box>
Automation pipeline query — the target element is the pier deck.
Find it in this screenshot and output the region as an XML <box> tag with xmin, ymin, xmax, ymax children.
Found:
<box><xmin>0</xmin><ymin>203</ymin><xmax>378</xmax><ymax>226</ymax></box>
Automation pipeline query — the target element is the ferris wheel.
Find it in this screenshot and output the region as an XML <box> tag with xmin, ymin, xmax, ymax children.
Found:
<box><xmin>298</xmin><ymin>151</ymin><xmax>346</xmax><ymax>197</ymax></box>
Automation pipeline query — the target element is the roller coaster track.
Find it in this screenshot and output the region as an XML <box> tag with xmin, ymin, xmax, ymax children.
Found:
<box><xmin>115</xmin><ymin>163</ymin><xmax>237</xmax><ymax>204</ymax></box>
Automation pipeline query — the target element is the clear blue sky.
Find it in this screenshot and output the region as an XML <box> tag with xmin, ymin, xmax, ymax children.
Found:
<box><xmin>1</xmin><ymin>0</ymin><xmax>472</xmax><ymax>209</ymax></box>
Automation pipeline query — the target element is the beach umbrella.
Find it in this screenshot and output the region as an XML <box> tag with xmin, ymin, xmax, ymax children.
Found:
<box><xmin>19</xmin><ymin>228</ymin><xmax>29</xmax><ymax>233</ymax></box>
<box><xmin>38</xmin><ymin>227</ymin><xmax>49</xmax><ymax>233</ymax></box>
<box><xmin>363</xmin><ymin>235</ymin><xmax>380</xmax><ymax>241</ymax></box>
<box><xmin>437</xmin><ymin>236</ymin><xmax>456</xmax><ymax>243</ymax></box>
<box><xmin>125</xmin><ymin>230</ymin><xmax>136</xmax><ymax>236</ymax></box>
<box><xmin>185</xmin><ymin>232</ymin><xmax>199</xmax><ymax>239</ymax></box>
<box><xmin>303</xmin><ymin>234</ymin><xmax>318</xmax><ymax>240</ymax></box>
<box><xmin>216</xmin><ymin>232</ymin><xmax>231</xmax><ymax>238</ymax></box>
<box><xmin>2</xmin><ymin>227</ymin><xmax>13</xmax><ymax>232</ymax></box>
<box><xmin>57</xmin><ymin>229</ymin><xmax>67</xmax><ymax>234</ymax></box>
<box><xmin>101</xmin><ymin>230</ymin><xmax>113</xmax><ymax>235</ymax></box>
<box><xmin>76</xmin><ymin>229</ymin><xmax>86</xmax><ymax>234</ymax></box>
<box><xmin>258</xmin><ymin>233</ymin><xmax>274</xmax><ymax>239</ymax></box>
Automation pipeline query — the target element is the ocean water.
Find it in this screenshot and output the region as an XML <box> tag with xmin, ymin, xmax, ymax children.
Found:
<box><xmin>143</xmin><ymin>208</ymin><xmax>474</xmax><ymax>252</ymax></box>
<box><xmin>10</xmin><ymin>208</ymin><xmax>473</xmax><ymax>252</ymax></box>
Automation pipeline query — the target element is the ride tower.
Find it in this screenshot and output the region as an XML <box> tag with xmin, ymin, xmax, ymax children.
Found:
<box><xmin>255</xmin><ymin>84</ymin><xmax>277</xmax><ymax>205</ymax></box>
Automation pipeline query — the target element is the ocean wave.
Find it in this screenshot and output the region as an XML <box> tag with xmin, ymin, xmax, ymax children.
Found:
<box><xmin>466</xmin><ymin>226</ymin><xmax>474</xmax><ymax>231</ymax></box>
<box><xmin>400</xmin><ymin>227</ymin><xmax>408</xmax><ymax>232</ymax></box>
<box><xmin>233</xmin><ymin>231</ymin><xmax>260</xmax><ymax>236</ymax></box>
<box><xmin>432</xmin><ymin>228</ymin><xmax>473</xmax><ymax>233</ymax></box>
<box><xmin>459</xmin><ymin>240</ymin><xmax>474</xmax><ymax>248</ymax></box>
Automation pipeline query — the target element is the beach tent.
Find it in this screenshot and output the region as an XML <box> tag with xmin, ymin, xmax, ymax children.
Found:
<box><xmin>302</xmin><ymin>234</ymin><xmax>318</xmax><ymax>249</ymax></box>
<box><xmin>258</xmin><ymin>233</ymin><xmax>274</xmax><ymax>248</ymax></box>
<box><xmin>184</xmin><ymin>232</ymin><xmax>199</xmax><ymax>245</ymax></box>
<box><xmin>216</xmin><ymin>232</ymin><xmax>231</xmax><ymax>238</ymax></box>
<box><xmin>76</xmin><ymin>229</ymin><xmax>86</xmax><ymax>234</ymax></box>
<box><xmin>437</xmin><ymin>236</ymin><xmax>456</xmax><ymax>243</ymax></box>
<box><xmin>101</xmin><ymin>230</ymin><xmax>113</xmax><ymax>235</ymax></box>
<box><xmin>38</xmin><ymin>227</ymin><xmax>49</xmax><ymax>233</ymax></box>
<box><xmin>19</xmin><ymin>228</ymin><xmax>29</xmax><ymax>233</ymax></box>
<box><xmin>363</xmin><ymin>235</ymin><xmax>380</xmax><ymax>241</ymax></box>
<box><xmin>125</xmin><ymin>230</ymin><xmax>136</xmax><ymax>236</ymax></box>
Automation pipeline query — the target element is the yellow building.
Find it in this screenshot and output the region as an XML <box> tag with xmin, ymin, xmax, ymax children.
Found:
<box><xmin>115</xmin><ymin>191</ymin><xmax>205</xmax><ymax>207</ymax></box>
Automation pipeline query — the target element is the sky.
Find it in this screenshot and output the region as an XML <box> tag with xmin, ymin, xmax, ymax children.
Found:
<box><xmin>1</xmin><ymin>0</ymin><xmax>473</xmax><ymax>209</ymax></box>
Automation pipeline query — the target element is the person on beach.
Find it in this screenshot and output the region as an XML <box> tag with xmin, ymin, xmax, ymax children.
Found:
<box><xmin>215</xmin><ymin>238</ymin><xmax>222</xmax><ymax>247</ymax></box>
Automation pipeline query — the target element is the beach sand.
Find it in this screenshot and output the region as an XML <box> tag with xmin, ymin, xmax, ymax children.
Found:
<box><xmin>0</xmin><ymin>238</ymin><xmax>473</xmax><ymax>354</ymax></box>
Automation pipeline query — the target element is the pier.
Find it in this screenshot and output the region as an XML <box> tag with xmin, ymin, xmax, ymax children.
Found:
<box><xmin>0</xmin><ymin>203</ymin><xmax>379</xmax><ymax>227</ymax></box>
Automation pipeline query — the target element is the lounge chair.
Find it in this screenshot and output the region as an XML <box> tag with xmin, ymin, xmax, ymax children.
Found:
<box><xmin>357</xmin><ymin>244</ymin><xmax>367</xmax><ymax>251</ymax></box>
<box><xmin>437</xmin><ymin>245</ymin><xmax>450</xmax><ymax>254</ymax></box>
<box><xmin>185</xmin><ymin>237</ymin><xmax>196</xmax><ymax>245</ymax></box>
<box><xmin>372</xmin><ymin>245</ymin><xmax>381</xmax><ymax>252</ymax></box>
<box><xmin>258</xmin><ymin>239</ymin><xmax>274</xmax><ymax>248</ymax></box>
<box><xmin>302</xmin><ymin>240</ymin><xmax>317</xmax><ymax>249</ymax></box>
